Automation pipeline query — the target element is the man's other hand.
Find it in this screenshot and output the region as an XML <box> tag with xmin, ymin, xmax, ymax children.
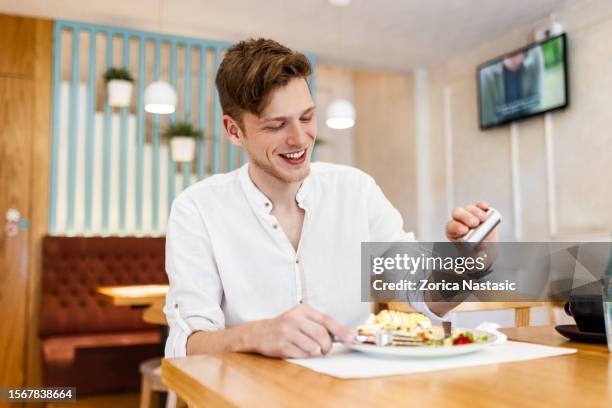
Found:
<box><xmin>445</xmin><ymin>200</ymin><xmax>499</xmax><ymax>243</ymax></box>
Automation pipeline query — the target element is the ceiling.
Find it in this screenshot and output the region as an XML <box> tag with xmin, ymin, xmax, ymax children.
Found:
<box><xmin>0</xmin><ymin>0</ymin><xmax>589</xmax><ymax>72</ymax></box>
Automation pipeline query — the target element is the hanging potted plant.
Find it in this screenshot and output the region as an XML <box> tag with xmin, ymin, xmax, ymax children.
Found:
<box><xmin>314</xmin><ymin>138</ymin><xmax>329</xmax><ymax>148</ymax></box>
<box><xmin>104</xmin><ymin>67</ymin><xmax>134</xmax><ymax>107</ymax></box>
<box><xmin>166</xmin><ymin>121</ymin><xmax>201</xmax><ymax>162</ymax></box>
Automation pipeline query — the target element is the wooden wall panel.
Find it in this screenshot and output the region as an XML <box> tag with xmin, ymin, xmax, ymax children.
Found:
<box><xmin>0</xmin><ymin>14</ymin><xmax>52</xmax><ymax>398</ymax></box>
<box><xmin>353</xmin><ymin>71</ymin><xmax>418</xmax><ymax>233</ymax></box>
<box><xmin>26</xmin><ymin>19</ymin><xmax>53</xmax><ymax>389</ymax></box>
<box><xmin>0</xmin><ymin>76</ymin><xmax>34</xmax><ymax>388</ymax></box>
<box><xmin>0</xmin><ymin>15</ymin><xmax>36</xmax><ymax>77</ymax></box>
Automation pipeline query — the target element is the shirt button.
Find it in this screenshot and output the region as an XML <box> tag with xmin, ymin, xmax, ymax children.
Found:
<box><xmin>265</xmin><ymin>202</ymin><xmax>270</xmax><ymax>207</ymax></box>
<box><xmin>273</xmin><ymin>224</ymin><xmax>278</xmax><ymax>229</ymax></box>
<box><xmin>295</xmin><ymin>259</ymin><xmax>300</xmax><ymax>264</ymax></box>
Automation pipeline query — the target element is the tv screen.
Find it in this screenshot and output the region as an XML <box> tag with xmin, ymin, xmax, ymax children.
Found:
<box><xmin>477</xmin><ymin>33</ymin><xmax>568</xmax><ymax>129</ymax></box>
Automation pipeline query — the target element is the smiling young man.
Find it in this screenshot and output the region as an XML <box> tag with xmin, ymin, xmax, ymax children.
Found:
<box><xmin>164</xmin><ymin>38</ymin><xmax>498</xmax><ymax>359</ymax></box>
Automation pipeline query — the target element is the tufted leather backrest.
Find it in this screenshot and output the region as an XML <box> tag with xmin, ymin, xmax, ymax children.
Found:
<box><xmin>40</xmin><ymin>236</ymin><xmax>168</xmax><ymax>337</ymax></box>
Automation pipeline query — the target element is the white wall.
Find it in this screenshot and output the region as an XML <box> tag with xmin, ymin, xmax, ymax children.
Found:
<box><xmin>425</xmin><ymin>0</ymin><xmax>612</xmax><ymax>242</ymax></box>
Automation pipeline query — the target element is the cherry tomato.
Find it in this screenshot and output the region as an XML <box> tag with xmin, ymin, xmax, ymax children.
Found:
<box><xmin>453</xmin><ymin>334</ymin><xmax>474</xmax><ymax>345</ymax></box>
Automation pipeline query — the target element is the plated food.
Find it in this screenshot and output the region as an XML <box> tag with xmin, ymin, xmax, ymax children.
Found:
<box><xmin>355</xmin><ymin>310</ymin><xmax>494</xmax><ymax>348</ymax></box>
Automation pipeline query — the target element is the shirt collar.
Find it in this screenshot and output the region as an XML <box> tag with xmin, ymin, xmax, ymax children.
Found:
<box><xmin>239</xmin><ymin>163</ymin><xmax>312</xmax><ymax>215</ymax></box>
<box><xmin>295</xmin><ymin>173</ymin><xmax>312</xmax><ymax>214</ymax></box>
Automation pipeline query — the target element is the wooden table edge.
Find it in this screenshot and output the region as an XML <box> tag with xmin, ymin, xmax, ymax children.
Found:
<box><xmin>95</xmin><ymin>285</ymin><xmax>168</xmax><ymax>307</ymax></box>
<box><xmin>162</xmin><ymin>357</ymin><xmax>238</xmax><ymax>408</ymax></box>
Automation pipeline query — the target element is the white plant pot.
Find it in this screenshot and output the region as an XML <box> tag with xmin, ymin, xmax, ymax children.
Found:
<box><xmin>170</xmin><ymin>137</ymin><xmax>197</xmax><ymax>162</ymax></box>
<box><xmin>107</xmin><ymin>79</ymin><xmax>133</xmax><ymax>107</ymax></box>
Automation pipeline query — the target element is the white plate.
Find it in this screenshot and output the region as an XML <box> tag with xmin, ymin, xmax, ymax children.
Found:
<box><xmin>346</xmin><ymin>330</ymin><xmax>497</xmax><ymax>358</ymax></box>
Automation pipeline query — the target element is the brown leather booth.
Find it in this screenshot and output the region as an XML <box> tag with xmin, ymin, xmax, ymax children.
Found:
<box><xmin>40</xmin><ymin>236</ymin><xmax>168</xmax><ymax>395</ymax></box>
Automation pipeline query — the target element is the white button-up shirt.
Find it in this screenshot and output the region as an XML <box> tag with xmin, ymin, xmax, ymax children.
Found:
<box><xmin>164</xmin><ymin>162</ymin><xmax>438</xmax><ymax>357</ymax></box>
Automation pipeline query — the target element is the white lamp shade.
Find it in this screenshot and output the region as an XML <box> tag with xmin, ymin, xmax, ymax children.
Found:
<box><xmin>326</xmin><ymin>99</ymin><xmax>355</xmax><ymax>129</ymax></box>
<box><xmin>144</xmin><ymin>81</ymin><xmax>177</xmax><ymax>114</ymax></box>
<box><xmin>329</xmin><ymin>0</ymin><xmax>351</xmax><ymax>6</ymax></box>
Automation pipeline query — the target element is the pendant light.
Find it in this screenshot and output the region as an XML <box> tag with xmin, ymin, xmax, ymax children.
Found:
<box><xmin>144</xmin><ymin>0</ymin><xmax>177</xmax><ymax>115</ymax></box>
<box><xmin>326</xmin><ymin>0</ymin><xmax>356</xmax><ymax>129</ymax></box>
<box><xmin>328</xmin><ymin>0</ymin><xmax>351</xmax><ymax>6</ymax></box>
<box><xmin>326</xmin><ymin>99</ymin><xmax>355</xmax><ymax>129</ymax></box>
<box><xmin>144</xmin><ymin>81</ymin><xmax>177</xmax><ymax>114</ymax></box>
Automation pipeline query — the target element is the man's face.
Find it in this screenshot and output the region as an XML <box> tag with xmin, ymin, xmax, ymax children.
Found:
<box><xmin>239</xmin><ymin>77</ymin><xmax>316</xmax><ymax>184</ymax></box>
<box><xmin>503</xmin><ymin>52</ymin><xmax>525</xmax><ymax>72</ymax></box>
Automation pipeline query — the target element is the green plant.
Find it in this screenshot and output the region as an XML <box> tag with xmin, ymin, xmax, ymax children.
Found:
<box><xmin>103</xmin><ymin>67</ymin><xmax>134</xmax><ymax>82</ymax></box>
<box><xmin>165</xmin><ymin>121</ymin><xmax>202</xmax><ymax>139</ymax></box>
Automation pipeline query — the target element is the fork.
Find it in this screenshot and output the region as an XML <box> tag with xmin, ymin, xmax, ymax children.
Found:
<box><xmin>333</xmin><ymin>332</ymin><xmax>424</xmax><ymax>347</ymax></box>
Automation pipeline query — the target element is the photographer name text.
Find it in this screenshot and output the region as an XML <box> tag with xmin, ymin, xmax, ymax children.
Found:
<box><xmin>372</xmin><ymin>279</ymin><xmax>516</xmax><ymax>291</ymax></box>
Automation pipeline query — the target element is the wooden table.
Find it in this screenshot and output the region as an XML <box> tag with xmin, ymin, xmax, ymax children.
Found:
<box><xmin>96</xmin><ymin>284</ymin><xmax>168</xmax><ymax>307</ymax></box>
<box><xmin>161</xmin><ymin>326</ymin><xmax>612</xmax><ymax>407</ymax></box>
<box><xmin>96</xmin><ymin>284</ymin><xmax>168</xmax><ymax>325</ymax></box>
<box><xmin>142</xmin><ymin>301</ymin><xmax>167</xmax><ymax>325</ymax></box>
<box><xmin>96</xmin><ymin>284</ymin><xmax>171</xmax><ymax>407</ymax></box>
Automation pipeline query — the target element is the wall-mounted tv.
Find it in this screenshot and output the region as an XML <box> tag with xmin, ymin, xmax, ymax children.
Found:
<box><xmin>477</xmin><ymin>33</ymin><xmax>568</xmax><ymax>129</ymax></box>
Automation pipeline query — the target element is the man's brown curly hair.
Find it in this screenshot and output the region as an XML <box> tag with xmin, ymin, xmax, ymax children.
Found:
<box><xmin>215</xmin><ymin>38</ymin><xmax>312</xmax><ymax>128</ymax></box>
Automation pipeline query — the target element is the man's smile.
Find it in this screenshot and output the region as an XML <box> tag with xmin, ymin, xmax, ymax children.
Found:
<box><xmin>279</xmin><ymin>148</ymin><xmax>307</xmax><ymax>164</ymax></box>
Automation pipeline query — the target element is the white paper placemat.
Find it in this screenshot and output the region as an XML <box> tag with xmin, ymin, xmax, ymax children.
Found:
<box><xmin>286</xmin><ymin>341</ymin><xmax>576</xmax><ymax>379</ymax></box>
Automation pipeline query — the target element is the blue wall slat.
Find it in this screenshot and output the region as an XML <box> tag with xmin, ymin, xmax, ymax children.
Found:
<box><xmin>212</xmin><ymin>47</ymin><xmax>222</xmax><ymax>175</ymax></box>
<box><xmin>184</xmin><ymin>45</ymin><xmax>192</xmax><ymax>122</ymax></box>
<box><xmin>101</xmin><ymin>30</ymin><xmax>113</xmax><ymax>232</ymax></box>
<box><xmin>118</xmin><ymin>35</ymin><xmax>130</xmax><ymax>232</ymax></box>
<box><xmin>48</xmin><ymin>23</ymin><xmax>63</xmax><ymax>234</ymax></box>
<box><xmin>66</xmin><ymin>29</ymin><xmax>80</xmax><ymax>233</ymax></box>
<box><xmin>306</xmin><ymin>53</ymin><xmax>317</xmax><ymax>162</ymax></box>
<box><xmin>219</xmin><ymin>48</ymin><xmax>234</xmax><ymax>172</ymax></box>
<box><xmin>197</xmin><ymin>46</ymin><xmax>207</xmax><ymax>179</ymax></box>
<box><xmin>228</xmin><ymin>145</ymin><xmax>236</xmax><ymax>171</ymax></box>
<box><xmin>183</xmin><ymin>44</ymin><xmax>192</xmax><ymax>189</ymax></box>
<box><xmin>84</xmin><ymin>29</ymin><xmax>97</xmax><ymax>233</ymax></box>
<box><xmin>135</xmin><ymin>37</ymin><xmax>146</xmax><ymax>233</ymax></box>
<box><xmin>225</xmin><ymin>51</ymin><xmax>235</xmax><ymax>171</ymax></box>
<box><xmin>241</xmin><ymin>148</ymin><xmax>248</xmax><ymax>166</ymax></box>
<box><xmin>57</xmin><ymin>20</ymin><xmax>230</xmax><ymax>50</ymax></box>
<box><xmin>182</xmin><ymin>164</ymin><xmax>191</xmax><ymax>189</ymax></box>
<box><xmin>167</xmin><ymin>41</ymin><xmax>178</xmax><ymax>217</ymax></box>
<box><xmin>151</xmin><ymin>39</ymin><xmax>161</xmax><ymax>232</ymax></box>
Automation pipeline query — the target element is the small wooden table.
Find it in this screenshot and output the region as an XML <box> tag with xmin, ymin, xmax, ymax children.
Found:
<box><xmin>96</xmin><ymin>284</ymin><xmax>171</xmax><ymax>407</ymax></box>
<box><xmin>96</xmin><ymin>284</ymin><xmax>168</xmax><ymax>325</ymax></box>
<box><xmin>96</xmin><ymin>284</ymin><xmax>169</xmax><ymax>307</ymax></box>
<box><xmin>161</xmin><ymin>326</ymin><xmax>611</xmax><ymax>407</ymax></box>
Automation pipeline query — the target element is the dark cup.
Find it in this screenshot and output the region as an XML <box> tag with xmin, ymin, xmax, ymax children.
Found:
<box><xmin>564</xmin><ymin>295</ymin><xmax>605</xmax><ymax>333</ymax></box>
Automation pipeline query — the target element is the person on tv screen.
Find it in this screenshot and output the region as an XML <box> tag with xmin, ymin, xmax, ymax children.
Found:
<box><xmin>164</xmin><ymin>38</ymin><xmax>500</xmax><ymax>359</ymax></box>
<box><xmin>480</xmin><ymin>46</ymin><xmax>545</xmax><ymax>126</ymax></box>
